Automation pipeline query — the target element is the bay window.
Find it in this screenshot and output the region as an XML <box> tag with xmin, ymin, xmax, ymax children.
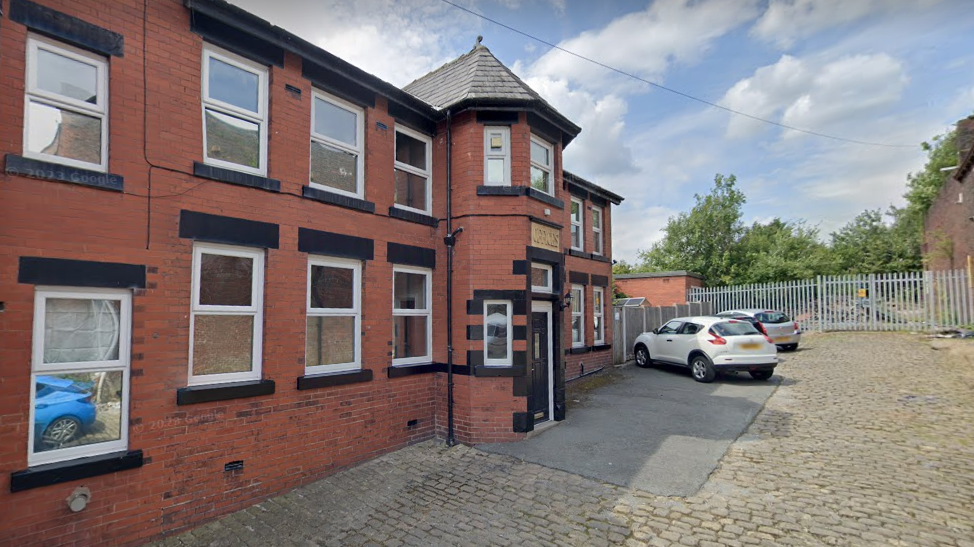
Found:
<box><xmin>571</xmin><ymin>198</ymin><xmax>584</xmax><ymax>251</ymax></box>
<box><xmin>593</xmin><ymin>206</ymin><xmax>604</xmax><ymax>256</ymax></box>
<box><xmin>594</xmin><ymin>287</ymin><xmax>605</xmax><ymax>345</ymax></box>
<box><xmin>484</xmin><ymin>126</ymin><xmax>511</xmax><ymax>186</ymax></box>
<box><xmin>484</xmin><ymin>300</ymin><xmax>513</xmax><ymax>366</ymax></box>
<box><xmin>530</xmin><ymin>136</ymin><xmax>553</xmax><ymax>195</ymax></box>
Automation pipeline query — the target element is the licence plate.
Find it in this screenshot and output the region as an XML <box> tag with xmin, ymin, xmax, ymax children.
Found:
<box><xmin>739</xmin><ymin>343</ymin><xmax>761</xmax><ymax>350</ymax></box>
<box><xmin>774</xmin><ymin>337</ymin><xmax>788</xmax><ymax>343</ymax></box>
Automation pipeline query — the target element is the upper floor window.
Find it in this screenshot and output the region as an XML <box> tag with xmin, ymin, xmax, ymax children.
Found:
<box><xmin>484</xmin><ymin>126</ymin><xmax>510</xmax><ymax>186</ymax></box>
<box><xmin>484</xmin><ymin>300</ymin><xmax>513</xmax><ymax>366</ymax></box>
<box><xmin>570</xmin><ymin>198</ymin><xmax>584</xmax><ymax>251</ymax></box>
<box><xmin>24</xmin><ymin>35</ymin><xmax>109</xmax><ymax>172</ymax></box>
<box><xmin>592</xmin><ymin>206</ymin><xmax>604</xmax><ymax>256</ymax></box>
<box><xmin>30</xmin><ymin>288</ymin><xmax>131</xmax><ymax>465</ymax></box>
<box><xmin>393</xmin><ymin>266</ymin><xmax>432</xmax><ymax>365</ymax></box>
<box><xmin>530</xmin><ymin>136</ymin><xmax>553</xmax><ymax>195</ymax></box>
<box><xmin>306</xmin><ymin>257</ymin><xmax>361</xmax><ymax>374</ymax></box>
<box><xmin>310</xmin><ymin>91</ymin><xmax>364</xmax><ymax>198</ymax></box>
<box><xmin>394</xmin><ymin>126</ymin><xmax>432</xmax><ymax>214</ymax></box>
<box><xmin>202</xmin><ymin>45</ymin><xmax>268</xmax><ymax>176</ymax></box>
<box><xmin>190</xmin><ymin>243</ymin><xmax>264</xmax><ymax>385</ymax></box>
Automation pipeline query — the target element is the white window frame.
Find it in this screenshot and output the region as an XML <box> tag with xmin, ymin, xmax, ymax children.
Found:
<box><xmin>593</xmin><ymin>286</ymin><xmax>605</xmax><ymax>345</ymax></box>
<box><xmin>393</xmin><ymin>125</ymin><xmax>433</xmax><ymax>215</ymax></box>
<box><xmin>531</xmin><ymin>262</ymin><xmax>553</xmax><ymax>293</ymax></box>
<box><xmin>484</xmin><ymin>126</ymin><xmax>511</xmax><ymax>186</ymax></box>
<box><xmin>306</xmin><ymin>256</ymin><xmax>362</xmax><ymax>375</ymax></box>
<box><xmin>530</xmin><ymin>135</ymin><xmax>554</xmax><ymax>196</ymax></box>
<box><xmin>189</xmin><ymin>243</ymin><xmax>264</xmax><ymax>386</ymax></box>
<box><xmin>310</xmin><ymin>90</ymin><xmax>365</xmax><ymax>198</ymax></box>
<box><xmin>24</xmin><ymin>34</ymin><xmax>109</xmax><ymax>172</ymax></box>
<box><xmin>29</xmin><ymin>287</ymin><xmax>131</xmax><ymax>466</ymax></box>
<box><xmin>483</xmin><ymin>300</ymin><xmax>513</xmax><ymax>366</ymax></box>
<box><xmin>571</xmin><ymin>198</ymin><xmax>584</xmax><ymax>252</ymax></box>
<box><xmin>201</xmin><ymin>44</ymin><xmax>268</xmax><ymax>176</ymax></box>
<box><xmin>392</xmin><ymin>265</ymin><xmax>432</xmax><ymax>366</ymax></box>
<box><xmin>571</xmin><ymin>284</ymin><xmax>585</xmax><ymax>348</ymax></box>
<box><xmin>592</xmin><ymin>206</ymin><xmax>604</xmax><ymax>256</ymax></box>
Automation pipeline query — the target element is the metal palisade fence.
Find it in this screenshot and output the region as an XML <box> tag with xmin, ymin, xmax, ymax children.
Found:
<box><xmin>686</xmin><ymin>270</ymin><xmax>974</xmax><ymax>333</ymax></box>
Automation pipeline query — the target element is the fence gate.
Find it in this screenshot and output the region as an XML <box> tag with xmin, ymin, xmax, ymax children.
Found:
<box><xmin>687</xmin><ymin>270</ymin><xmax>974</xmax><ymax>332</ymax></box>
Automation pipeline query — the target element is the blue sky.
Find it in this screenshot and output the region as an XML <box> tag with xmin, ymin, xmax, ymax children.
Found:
<box><xmin>229</xmin><ymin>0</ymin><xmax>974</xmax><ymax>262</ymax></box>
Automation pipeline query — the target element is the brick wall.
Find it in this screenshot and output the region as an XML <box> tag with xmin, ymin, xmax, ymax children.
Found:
<box><xmin>0</xmin><ymin>1</ymin><xmax>621</xmax><ymax>544</ymax></box>
<box><xmin>924</xmin><ymin>119</ymin><xmax>974</xmax><ymax>271</ymax></box>
<box><xmin>615</xmin><ymin>274</ymin><xmax>704</xmax><ymax>306</ymax></box>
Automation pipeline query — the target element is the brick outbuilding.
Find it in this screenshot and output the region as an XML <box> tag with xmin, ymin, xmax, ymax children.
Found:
<box><xmin>0</xmin><ymin>1</ymin><xmax>623</xmax><ymax>545</ymax></box>
<box><xmin>924</xmin><ymin>116</ymin><xmax>974</xmax><ymax>271</ymax></box>
<box><xmin>614</xmin><ymin>271</ymin><xmax>704</xmax><ymax>306</ymax></box>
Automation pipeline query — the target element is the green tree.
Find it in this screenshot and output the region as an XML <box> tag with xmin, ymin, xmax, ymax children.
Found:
<box><xmin>733</xmin><ymin>219</ymin><xmax>834</xmax><ymax>283</ymax></box>
<box><xmin>830</xmin><ymin>208</ymin><xmax>922</xmax><ymax>274</ymax></box>
<box><xmin>904</xmin><ymin>127</ymin><xmax>959</xmax><ymax>216</ymax></box>
<box><xmin>637</xmin><ymin>174</ymin><xmax>745</xmax><ymax>285</ymax></box>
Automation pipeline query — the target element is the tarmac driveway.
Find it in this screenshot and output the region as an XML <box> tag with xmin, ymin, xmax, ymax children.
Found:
<box><xmin>478</xmin><ymin>362</ymin><xmax>780</xmax><ymax>496</ymax></box>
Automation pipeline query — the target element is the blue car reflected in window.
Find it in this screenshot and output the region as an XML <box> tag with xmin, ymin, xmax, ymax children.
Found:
<box><xmin>34</xmin><ymin>375</ymin><xmax>97</xmax><ymax>451</ymax></box>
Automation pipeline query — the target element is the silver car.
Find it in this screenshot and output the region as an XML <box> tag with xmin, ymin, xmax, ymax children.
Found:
<box><xmin>717</xmin><ymin>309</ymin><xmax>801</xmax><ymax>351</ymax></box>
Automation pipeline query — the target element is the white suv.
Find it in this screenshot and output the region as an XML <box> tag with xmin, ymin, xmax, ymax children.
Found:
<box><xmin>632</xmin><ymin>316</ymin><xmax>778</xmax><ymax>382</ymax></box>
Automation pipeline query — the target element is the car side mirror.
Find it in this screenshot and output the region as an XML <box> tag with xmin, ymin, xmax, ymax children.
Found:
<box><xmin>651</xmin><ymin>327</ymin><xmax>659</xmax><ymax>334</ymax></box>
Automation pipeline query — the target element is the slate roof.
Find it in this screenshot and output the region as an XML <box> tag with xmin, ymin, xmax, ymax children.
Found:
<box><xmin>404</xmin><ymin>43</ymin><xmax>542</xmax><ymax>108</ymax></box>
<box><xmin>403</xmin><ymin>42</ymin><xmax>580</xmax><ymax>138</ymax></box>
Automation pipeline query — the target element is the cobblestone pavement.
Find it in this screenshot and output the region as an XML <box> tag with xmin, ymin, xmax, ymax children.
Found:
<box><xmin>152</xmin><ymin>333</ymin><xmax>974</xmax><ymax>547</ymax></box>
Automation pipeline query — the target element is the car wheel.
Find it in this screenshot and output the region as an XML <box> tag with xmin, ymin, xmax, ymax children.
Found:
<box><xmin>634</xmin><ymin>345</ymin><xmax>651</xmax><ymax>368</ymax></box>
<box><xmin>750</xmin><ymin>370</ymin><xmax>774</xmax><ymax>380</ymax></box>
<box><xmin>42</xmin><ymin>416</ymin><xmax>81</xmax><ymax>448</ymax></box>
<box><xmin>690</xmin><ymin>354</ymin><xmax>716</xmax><ymax>383</ymax></box>
<box><xmin>782</xmin><ymin>344</ymin><xmax>798</xmax><ymax>352</ymax></box>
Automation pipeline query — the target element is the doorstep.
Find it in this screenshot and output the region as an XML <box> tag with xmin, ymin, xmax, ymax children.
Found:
<box><xmin>525</xmin><ymin>418</ymin><xmax>562</xmax><ymax>439</ymax></box>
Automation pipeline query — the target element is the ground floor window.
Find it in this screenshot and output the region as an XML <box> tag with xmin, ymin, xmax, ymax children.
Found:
<box><xmin>484</xmin><ymin>300</ymin><xmax>512</xmax><ymax>365</ymax></box>
<box><xmin>306</xmin><ymin>257</ymin><xmax>361</xmax><ymax>374</ymax></box>
<box><xmin>393</xmin><ymin>266</ymin><xmax>432</xmax><ymax>365</ymax></box>
<box><xmin>593</xmin><ymin>287</ymin><xmax>605</xmax><ymax>345</ymax></box>
<box><xmin>571</xmin><ymin>284</ymin><xmax>584</xmax><ymax>347</ymax></box>
<box><xmin>30</xmin><ymin>288</ymin><xmax>131</xmax><ymax>465</ymax></box>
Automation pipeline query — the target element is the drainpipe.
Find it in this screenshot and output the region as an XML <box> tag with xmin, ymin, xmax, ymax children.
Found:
<box><xmin>444</xmin><ymin>110</ymin><xmax>458</xmax><ymax>447</ymax></box>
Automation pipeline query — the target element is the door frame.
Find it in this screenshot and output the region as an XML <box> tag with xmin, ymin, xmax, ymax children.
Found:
<box><xmin>532</xmin><ymin>301</ymin><xmax>554</xmax><ymax>422</ymax></box>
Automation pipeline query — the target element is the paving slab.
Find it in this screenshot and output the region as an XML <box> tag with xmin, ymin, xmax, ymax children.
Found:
<box><xmin>478</xmin><ymin>363</ymin><xmax>779</xmax><ymax>496</ymax></box>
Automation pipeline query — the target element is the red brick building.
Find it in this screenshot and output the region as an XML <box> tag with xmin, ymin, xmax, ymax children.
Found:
<box><xmin>0</xmin><ymin>1</ymin><xmax>622</xmax><ymax>545</ymax></box>
<box><xmin>924</xmin><ymin>117</ymin><xmax>974</xmax><ymax>270</ymax></box>
<box><xmin>614</xmin><ymin>271</ymin><xmax>704</xmax><ymax>306</ymax></box>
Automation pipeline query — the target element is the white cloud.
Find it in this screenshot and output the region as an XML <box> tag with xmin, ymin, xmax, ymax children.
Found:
<box><xmin>752</xmin><ymin>0</ymin><xmax>945</xmax><ymax>49</ymax></box>
<box><xmin>721</xmin><ymin>53</ymin><xmax>908</xmax><ymax>141</ymax></box>
<box><xmin>528</xmin><ymin>0</ymin><xmax>761</xmax><ymax>93</ymax></box>
<box><xmin>227</xmin><ymin>0</ymin><xmax>481</xmax><ymax>87</ymax></box>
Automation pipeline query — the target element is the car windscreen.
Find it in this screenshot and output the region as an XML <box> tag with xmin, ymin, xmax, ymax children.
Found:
<box><xmin>755</xmin><ymin>311</ymin><xmax>791</xmax><ymax>324</ymax></box>
<box><xmin>712</xmin><ymin>321</ymin><xmax>761</xmax><ymax>337</ymax></box>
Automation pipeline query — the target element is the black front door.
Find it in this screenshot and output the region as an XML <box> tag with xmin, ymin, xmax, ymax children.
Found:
<box><xmin>530</xmin><ymin>311</ymin><xmax>550</xmax><ymax>422</ymax></box>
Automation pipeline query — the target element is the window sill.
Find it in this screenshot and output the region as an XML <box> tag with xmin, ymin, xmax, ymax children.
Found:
<box><xmin>568</xmin><ymin>346</ymin><xmax>591</xmax><ymax>355</ymax></box>
<box><xmin>176</xmin><ymin>379</ymin><xmax>275</xmax><ymax>405</ymax></box>
<box><xmin>388</xmin><ymin>362</ymin><xmax>443</xmax><ymax>378</ymax></box>
<box><xmin>302</xmin><ymin>185</ymin><xmax>376</xmax><ymax>214</ymax></box>
<box><xmin>474</xmin><ymin>186</ymin><xmax>565</xmax><ymax>210</ymax></box>
<box><xmin>591</xmin><ymin>344</ymin><xmax>612</xmax><ymax>352</ymax></box>
<box><xmin>5</xmin><ymin>154</ymin><xmax>123</xmax><ymax>192</ymax></box>
<box><xmin>297</xmin><ymin>369</ymin><xmax>372</xmax><ymax>390</ymax></box>
<box><xmin>10</xmin><ymin>450</ymin><xmax>143</xmax><ymax>493</ymax></box>
<box><xmin>388</xmin><ymin>207</ymin><xmax>438</xmax><ymax>226</ymax></box>
<box><xmin>568</xmin><ymin>248</ymin><xmax>590</xmax><ymax>259</ymax></box>
<box><xmin>193</xmin><ymin>162</ymin><xmax>280</xmax><ymax>192</ymax></box>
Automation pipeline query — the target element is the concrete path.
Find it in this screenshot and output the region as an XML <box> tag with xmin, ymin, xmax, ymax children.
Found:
<box><xmin>478</xmin><ymin>363</ymin><xmax>779</xmax><ymax>496</ymax></box>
